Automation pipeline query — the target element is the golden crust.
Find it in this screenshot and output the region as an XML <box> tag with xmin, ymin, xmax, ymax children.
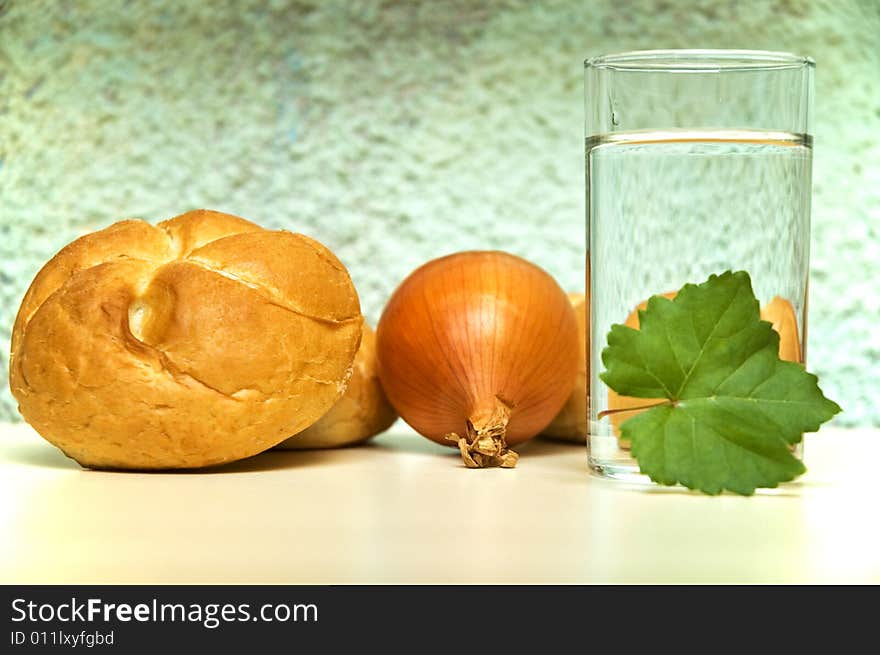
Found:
<box><xmin>158</xmin><ymin>208</ymin><xmax>264</xmax><ymax>256</ymax></box>
<box><xmin>9</xmin><ymin>209</ymin><xmax>362</xmax><ymax>469</ymax></box>
<box><xmin>10</xmin><ymin>220</ymin><xmax>172</xmax><ymax>356</ymax></box>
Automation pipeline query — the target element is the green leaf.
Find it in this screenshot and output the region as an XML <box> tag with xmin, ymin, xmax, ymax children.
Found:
<box><xmin>600</xmin><ymin>270</ymin><xmax>842</xmax><ymax>496</ymax></box>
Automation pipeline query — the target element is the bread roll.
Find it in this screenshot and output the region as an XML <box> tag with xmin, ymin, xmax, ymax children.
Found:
<box><xmin>277</xmin><ymin>324</ymin><xmax>396</xmax><ymax>449</ymax></box>
<box><xmin>761</xmin><ymin>296</ymin><xmax>802</xmax><ymax>363</ymax></box>
<box><xmin>9</xmin><ymin>209</ymin><xmax>363</xmax><ymax>469</ymax></box>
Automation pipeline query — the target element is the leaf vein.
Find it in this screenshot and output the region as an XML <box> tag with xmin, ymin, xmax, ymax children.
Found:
<box><xmin>709</xmin><ymin>336</ymin><xmax>769</xmax><ymax>394</ymax></box>
<box><xmin>675</xmin><ymin>282</ymin><xmax>747</xmax><ymax>397</ymax></box>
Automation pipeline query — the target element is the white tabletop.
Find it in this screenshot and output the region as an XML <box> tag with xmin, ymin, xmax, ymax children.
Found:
<box><xmin>1</xmin><ymin>421</ymin><xmax>876</xmax><ymax>584</ymax></box>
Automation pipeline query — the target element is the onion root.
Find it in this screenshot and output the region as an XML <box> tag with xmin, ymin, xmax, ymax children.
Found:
<box><xmin>445</xmin><ymin>401</ymin><xmax>519</xmax><ymax>469</ymax></box>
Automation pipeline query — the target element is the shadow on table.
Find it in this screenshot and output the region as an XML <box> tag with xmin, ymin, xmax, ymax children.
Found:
<box><xmin>154</xmin><ymin>428</ymin><xmax>461</xmax><ymax>474</ymax></box>
<box><xmin>5</xmin><ymin>430</ymin><xmax>620</xmax><ymax>475</ymax></box>
<box><xmin>202</xmin><ymin>448</ymin><xmax>341</xmax><ymax>474</ymax></box>
<box><xmin>368</xmin><ymin>431</ymin><xmax>454</xmax><ymax>457</ymax></box>
<box><xmin>215</xmin><ymin>430</ymin><xmax>585</xmax><ymax>473</ymax></box>
<box><xmin>2</xmin><ymin>441</ymin><xmax>79</xmax><ymax>471</ymax></box>
<box><xmin>587</xmin><ymin>473</ymin><xmax>810</xmax><ymax>498</ymax></box>
<box><xmin>518</xmin><ymin>438</ymin><xmax>581</xmax><ymax>457</ymax></box>
<box><xmin>2</xmin><ymin>437</ymin><xmax>358</xmax><ymax>475</ymax></box>
<box><xmin>368</xmin><ymin>430</ymin><xmax>581</xmax><ymax>461</ymax></box>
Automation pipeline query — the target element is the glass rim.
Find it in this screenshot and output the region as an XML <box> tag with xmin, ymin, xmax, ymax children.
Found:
<box><xmin>584</xmin><ymin>49</ymin><xmax>815</xmax><ymax>72</ymax></box>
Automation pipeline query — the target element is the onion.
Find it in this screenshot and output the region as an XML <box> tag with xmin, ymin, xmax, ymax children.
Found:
<box><xmin>375</xmin><ymin>251</ymin><xmax>579</xmax><ymax>468</ymax></box>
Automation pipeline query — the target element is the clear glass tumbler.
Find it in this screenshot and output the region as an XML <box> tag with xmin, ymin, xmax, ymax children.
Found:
<box><xmin>585</xmin><ymin>50</ymin><xmax>815</xmax><ymax>482</ymax></box>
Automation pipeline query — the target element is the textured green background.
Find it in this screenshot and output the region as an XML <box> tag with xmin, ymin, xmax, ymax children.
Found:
<box><xmin>1</xmin><ymin>0</ymin><xmax>877</xmax><ymax>425</ymax></box>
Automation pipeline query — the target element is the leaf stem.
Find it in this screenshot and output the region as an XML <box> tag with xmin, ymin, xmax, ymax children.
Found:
<box><xmin>598</xmin><ymin>400</ymin><xmax>673</xmax><ymax>420</ymax></box>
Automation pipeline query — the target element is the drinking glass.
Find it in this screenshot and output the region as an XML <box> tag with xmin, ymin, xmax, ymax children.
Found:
<box><xmin>585</xmin><ymin>50</ymin><xmax>815</xmax><ymax>482</ymax></box>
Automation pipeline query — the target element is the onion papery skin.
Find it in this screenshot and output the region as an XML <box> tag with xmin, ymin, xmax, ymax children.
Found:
<box><xmin>376</xmin><ymin>251</ymin><xmax>579</xmax><ymax>464</ymax></box>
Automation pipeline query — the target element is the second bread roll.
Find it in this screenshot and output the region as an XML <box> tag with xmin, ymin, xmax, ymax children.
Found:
<box><xmin>541</xmin><ymin>292</ymin><xmax>588</xmax><ymax>443</ymax></box>
<box><xmin>277</xmin><ymin>324</ymin><xmax>397</xmax><ymax>449</ymax></box>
